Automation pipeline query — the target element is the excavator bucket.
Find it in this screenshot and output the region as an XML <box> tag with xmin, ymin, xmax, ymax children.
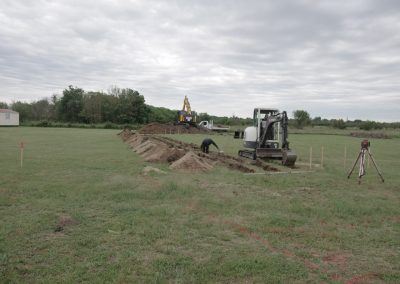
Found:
<box><xmin>255</xmin><ymin>148</ymin><xmax>297</xmax><ymax>167</ymax></box>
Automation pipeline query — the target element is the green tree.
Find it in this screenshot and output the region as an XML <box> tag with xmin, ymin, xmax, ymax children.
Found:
<box><xmin>147</xmin><ymin>106</ymin><xmax>176</xmax><ymax>123</ymax></box>
<box><xmin>360</xmin><ymin>121</ymin><xmax>383</xmax><ymax>131</ymax></box>
<box><xmin>31</xmin><ymin>99</ymin><xmax>52</xmax><ymax>121</ymax></box>
<box><xmin>114</xmin><ymin>88</ymin><xmax>147</xmax><ymax>124</ymax></box>
<box><xmin>331</xmin><ymin>119</ymin><xmax>347</xmax><ymax>129</ymax></box>
<box><xmin>11</xmin><ymin>101</ymin><xmax>32</xmax><ymax>122</ymax></box>
<box><xmin>293</xmin><ymin>110</ymin><xmax>311</xmax><ymax>129</ymax></box>
<box><xmin>0</xmin><ymin>102</ymin><xmax>8</xmax><ymax>109</ymax></box>
<box><xmin>312</xmin><ymin>116</ymin><xmax>322</xmax><ymax>126</ymax></box>
<box><xmin>101</xmin><ymin>94</ymin><xmax>119</xmax><ymax>123</ymax></box>
<box><xmin>59</xmin><ymin>86</ymin><xmax>84</xmax><ymax>122</ymax></box>
<box><xmin>81</xmin><ymin>92</ymin><xmax>104</xmax><ymax>123</ymax></box>
<box><xmin>198</xmin><ymin>112</ymin><xmax>211</xmax><ymax>122</ymax></box>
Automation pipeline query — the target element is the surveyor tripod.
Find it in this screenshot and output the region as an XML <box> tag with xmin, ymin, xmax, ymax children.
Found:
<box><xmin>347</xmin><ymin>139</ymin><xmax>384</xmax><ymax>184</ymax></box>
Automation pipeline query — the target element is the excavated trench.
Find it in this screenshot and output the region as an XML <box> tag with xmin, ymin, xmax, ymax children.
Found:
<box><xmin>118</xmin><ymin>129</ymin><xmax>279</xmax><ymax>173</ymax></box>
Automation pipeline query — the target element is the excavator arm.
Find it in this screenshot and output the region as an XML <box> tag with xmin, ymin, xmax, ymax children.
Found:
<box><xmin>182</xmin><ymin>96</ymin><xmax>192</xmax><ymax>114</ymax></box>
<box><xmin>259</xmin><ymin>111</ymin><xmax>290</xmax><ymax>149</ymax></box>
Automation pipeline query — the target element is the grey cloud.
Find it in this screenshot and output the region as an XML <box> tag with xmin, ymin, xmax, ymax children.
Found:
<box><xmin>0</xmin><ymin>0</ymin><xmax>399</xmax><ymax>121</ymax></box>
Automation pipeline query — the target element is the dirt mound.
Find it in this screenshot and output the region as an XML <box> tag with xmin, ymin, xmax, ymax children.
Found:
<box><xmin>139</xmin><ymin>123</ymin><xmax>209</xmax><ymax>134</ymax></box>
<box><xmin>119</xmin><ymin>133</ymin><xmax>268</xmax><ymax>173</ymax></box>
<box><xmin>118</xmin><ymin>128</ymin><xmax>135</xmax><ymax>141</ymax></box>
<box><xmin>170</xmin><ymin>151</ymin><xmax>213</xmax><ymax>171</ymax></box>
<box><xmin>127</xmin><ymin>133</ymin><xmax>185</xmax><ymax>163</ymax></box>
<box><xmin>350</xmin><ymin>132</ymin><xmax>391</xmax><ymax>139</ymax></box>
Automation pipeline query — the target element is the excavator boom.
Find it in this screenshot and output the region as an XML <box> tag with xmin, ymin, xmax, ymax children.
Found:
<box><xmin>182</xmin><ymin>96</ymin><xmax>192</xmax><ymax>114</ymax></box>
<box><xmin>177</xmin><ymin>96</ymin><xmax>197</xmax><ymax>126</ymax></box>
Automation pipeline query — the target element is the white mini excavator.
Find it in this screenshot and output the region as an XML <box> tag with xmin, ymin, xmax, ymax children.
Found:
<box><xmin>238</xmin><ymin>108</ymin><xmax>297</xmax><ymax>166</ymax></box>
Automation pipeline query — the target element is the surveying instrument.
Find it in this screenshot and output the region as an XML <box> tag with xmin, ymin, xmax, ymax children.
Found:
<box><xmin>347</xmin><ymin>139</ymin><xmax>384</xmax><ymax>184</ymax></box>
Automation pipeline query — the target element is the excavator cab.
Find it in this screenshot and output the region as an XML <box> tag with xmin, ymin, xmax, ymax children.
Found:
<box><xmin>239</xmin><ymin>108</ymin><xmax>297</xmax><ymax>166</ymax></box>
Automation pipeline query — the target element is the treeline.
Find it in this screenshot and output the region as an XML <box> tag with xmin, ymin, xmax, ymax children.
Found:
<box><xmin>291</xmin><ymin>110</ymin><xmax>400</xmax><ymax>130</ymax></box>
<box><xmin>1</xmin><ymin>87</ymin><xmax>398</xmax><ymax>129</ymax></box>
<box><xmin>2</xmin><ymin>86</ymin><xmax>177</xmax><ymax>125</ymax></box>
<box><xmin>310</xmin><ymin>117</ymin><xmax>400</xmax><ymax>130</ymax></box>
<box><xmin>0</xmin><ymin>85</ymin><xmax>252</xmax><ymax>127</ymax></box>
<box><xmin>198</xmin><ymin>113</ymin><xmax>252</xmax><ymax>126</ymax></box>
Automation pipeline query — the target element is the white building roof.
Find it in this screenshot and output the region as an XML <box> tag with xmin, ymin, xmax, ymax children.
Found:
<box><xmin>0</xmin><ymin>109</ymin><xmax>18</xmax><ymax>114</ymax></box>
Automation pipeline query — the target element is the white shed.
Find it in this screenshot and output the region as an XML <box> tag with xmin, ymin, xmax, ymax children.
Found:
<box><xmin>0</xmin><ymin>109</ymin><xmax>19</xmax><ymax>126</ymax></box>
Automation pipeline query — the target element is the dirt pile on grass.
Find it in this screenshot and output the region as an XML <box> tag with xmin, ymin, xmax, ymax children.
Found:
<box><xmin>118</xmin><ymin>128</ymin><xmax>135</xmax><ymax>141</ymax></box>
<box><xmin>119</xmin><ymin>131</ymin><xmax>258</xmax><ymax>173</ymax></box>
<box><xmin>350</xmin><ymin>132</ymin><xmax>391</xmax><ymax>139</ymax></box>
<box><xmin>126</xmin><ymin>134</ymin><xmax>185</xmax><ymax>163</ymax></box>
<box><xmin>170</xmin><ymin>151</ymin><xmax>213</xmax><ymax>171</ymax></box>
<box><xmin>139</xmin><ymin>122</ymin><xmax>209</xmax><ymax>134</ymax></box>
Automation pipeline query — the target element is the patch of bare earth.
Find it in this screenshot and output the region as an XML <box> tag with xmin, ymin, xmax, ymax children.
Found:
<box><xmin>345</xmin><ymin>273</ymin><xmax>382</xmax><ymax>284</ymax></box>
<box><xmin>323</xmin><ymin>252</ymin><xmax>351</xmax><ymax>273</ymax></box>
<box><xmin>54</xmin><ymin>214</ymin><xmax>78</xmax><ymax>233</ymax></box>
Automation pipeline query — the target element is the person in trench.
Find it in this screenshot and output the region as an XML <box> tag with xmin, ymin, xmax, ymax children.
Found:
<box><xmin>200</xmin><ymin>138</ymin><xmax>220</xmax><ymax>154</ymax></box>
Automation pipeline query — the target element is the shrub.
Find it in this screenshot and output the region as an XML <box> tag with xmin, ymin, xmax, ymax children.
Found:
<box><xmin>331</xmin><ymin>119</ymin><xmax>346</xmax><ymax>129</ymax></box>
<box><xmin>104</xmin><ymin>122</ymin><xmax>118</xmax><ymax>129</ymax></box>
<box><xmin>360</xmin><ymin>121</ymin><xmax>383</xmax><ymax>131</ymax></box>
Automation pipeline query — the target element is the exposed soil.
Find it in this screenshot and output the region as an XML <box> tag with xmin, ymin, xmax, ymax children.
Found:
<box><xmin>54</xmin><ymin>214</ymin><xmax>78</xmax><ymax>232</ymax></box>
<box><xmin>118</xmin><ymin>128</ymin><xmax>279</xmax><ymax>173</ymax></box>
<box><xmin>345</xmin><ymin>273</ymin><xmax>381</xmax><ymax>284</ymax></box>
<box><xmin>139</xmin><ymin>122</ymin><xmax>209</xmax><ymax>134</ymax></box>
<box><xmin>124</xmin><ymin>133</ymin><xmax>185</xmax><ymax>163</ymax></box>
<box><xmin>119</xmin><ymin>128</ymin><xmax>136</xmax><ymax>141</ymax></box>
<box><xmin>253</xmin><ymin>159</ymin><xmax>280</xmax><ymax>172</ymax></box>
<box><xmin>323</xmin><ymin>252</ymin><xmax>350</xmax><ymax>270</ymax></box>
<box><xmin>170</xmin><ymin>151</ymin><xmax>213</xmax><ymax>171</ymax></box>
<box><xmin>350</xmin><ymin>132</ymin><xmax>391</xmax><ymax>139</ymax></box>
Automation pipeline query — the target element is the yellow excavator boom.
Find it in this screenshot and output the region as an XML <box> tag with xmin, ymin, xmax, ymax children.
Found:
<box><xmin>182</xmin><ymin>96</ymin><xmax>192</xmax><ymax>114</ymax></box>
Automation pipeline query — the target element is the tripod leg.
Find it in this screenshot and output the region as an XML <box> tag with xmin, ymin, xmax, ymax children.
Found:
<box><xmin>347</xmin><ymin>151</ymin><xmax>362</xmax><ymax>179</ymax></box>
<box><xmin>358</xmin><ymin>150</ymin><xmax>366</xmax><ymax>184</ymax></box>
<box><xmin>367</xmin><ymin>150</ymin><xmax>385</xmax><ymax>183</ymax></box>
<box><xmin>359</xmin><ymin>150</ymin><xmax>366</xmax><ymax>177</ymax></box>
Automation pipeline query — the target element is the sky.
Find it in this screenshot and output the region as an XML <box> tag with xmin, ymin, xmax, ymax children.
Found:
<box><xmin>0</xmin><ymin>0</ymin><xmax>399</xmax><ymax>121</ymax></box>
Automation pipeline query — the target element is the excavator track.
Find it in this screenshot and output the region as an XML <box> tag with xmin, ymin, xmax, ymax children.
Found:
<box><xmin>239</xmin><ymin>148</ymin><xmax>297</xmax><ymax>167</ymax></box>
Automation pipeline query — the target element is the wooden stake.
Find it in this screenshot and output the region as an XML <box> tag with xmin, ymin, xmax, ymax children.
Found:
<box><xmin>344</xmin><ymin>145</ymin><xmax>347</xmax><ymax>170</ymax></box>
<box><xmin>20</xmin><ymin>142</ymin><xmax>24</xmax><ymax>168</ymax></box>
<box><xmin>309</xmin><ymin>147</ymin><xmax>312</xmax><ymax>169</ymax></box>
<box><xmin>321</xmin><ymin>146</ymin><xmax>324</xmax><ymax>168</ymax></box>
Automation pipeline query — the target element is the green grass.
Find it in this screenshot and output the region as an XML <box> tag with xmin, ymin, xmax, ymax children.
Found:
<box><xmin>1</xmin><ymin>127</ymin><xmax>399</xmax><ymax>282</ymax></box>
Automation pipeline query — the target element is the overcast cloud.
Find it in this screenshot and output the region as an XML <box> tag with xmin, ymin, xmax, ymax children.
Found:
<box><xmin>0</xmin><ymin>0</ymin><xmax>399</xmax><ymax>120</ymax></box>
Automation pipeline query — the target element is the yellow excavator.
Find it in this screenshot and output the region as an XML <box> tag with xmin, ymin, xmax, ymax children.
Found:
<box><xmin>177</xmin><ymin>96</ymin><xmax>197</xmax><ymax>126</ymax></box>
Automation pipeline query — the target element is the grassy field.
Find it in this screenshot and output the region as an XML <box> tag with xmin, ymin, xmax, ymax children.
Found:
<box><xmin>1</xmin><ymin>127</ymin><xmax>399</xmax><ymax>282</ymax></box>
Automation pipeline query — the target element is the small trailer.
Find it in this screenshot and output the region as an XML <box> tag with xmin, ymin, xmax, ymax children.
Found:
<box><xmin>198</xmin><ymin>120</ymin><xmax>230</xmax><ymax>132</ymax></box>
<box><xmin>0</xmin><ymin>109</ymin><xmax>19</xmax><ymax>126</ymax></box>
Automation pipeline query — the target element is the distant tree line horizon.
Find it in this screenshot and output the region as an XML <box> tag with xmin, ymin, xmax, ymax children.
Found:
<box><xmin>0</xmin><ymin>85</ymin><xmax>399</xmax><ymax>130</ymax></box>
